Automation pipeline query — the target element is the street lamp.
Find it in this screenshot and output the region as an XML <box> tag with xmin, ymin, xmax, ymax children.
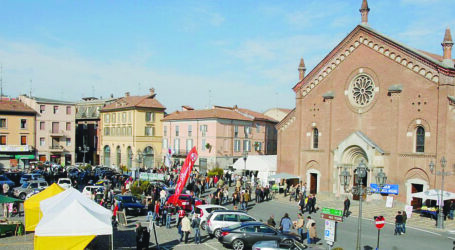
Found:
<box><xmin>135</xmin><ymin>151</ymin><xmax>144</xmax><ymax>184</ymax></box>
<box><xmin>339</xmin><ymin>160</ymin><xmax>387</xmax><ymax>250</ymax></box>
<box><xmin>78</xmin><ymin>145</ymin><xmax>89</xmax><ymax>164</ymax></box>
<box><xmin>429</xmin><ymin>156</ymin><xmax>454</xmax><ymax>229</ymax></box>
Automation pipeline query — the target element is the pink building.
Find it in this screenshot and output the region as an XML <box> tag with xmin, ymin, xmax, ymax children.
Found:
<box><xmin>162</xmin><ymin>105</ymin><xmax>277</xmax><ymax>171</ymax></box>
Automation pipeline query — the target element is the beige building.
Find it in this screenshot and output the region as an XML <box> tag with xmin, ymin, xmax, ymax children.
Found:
<box><xmin>100</xmin><ymin>89</ymin><xmax>166</xmax><ymax>170</ymax></box>
<box><xmin>277</xmin><ymin>0</ymin><xmax>455</xmax><ymax>206</ymax></box>
<box><xmin>19</xmin><ymin>95</ymin><xmax>76</xmax><ymax>166</ymax></box>
<box><xmin>263</xmin><ymin>108</ymin><xmax>292</xmax><ymax>123</ymax></box>
<box><xmin>0</xmin><ymin>100</ymin><xmax>36</xmax><ymax>169</ymax></box>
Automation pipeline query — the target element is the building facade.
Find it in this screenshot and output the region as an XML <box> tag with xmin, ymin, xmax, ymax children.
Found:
<box><xmin>99</xmin><ymin>89</ymin><xmax>165</xmax><ymax>170</ymax></box>
<box><xmin>75</xmin><ymin>97</ymin><xmax>117</xmax><ymax>165</ymax></box>
<box><xmin>263</xmin><ymin>108</ymin><xmax>292</xmax><ymax>123</ymax></box>
<box><xmin>277</xmin><ymin>0</ymin><xmax>455</xmax><ymax>206</ymax></box>
<box><xmin>0</xmin><ymin>100</ymin><xmax>36</xmax><ymax>169</ymax></box>
<box><xmin>162</xmin><ymin>105</ymin><xmax>278</xmax><ymax>172</ymax></box>
<box><xmin>19</xmin><ymin>95</ymin><xmax>76</xmax><ymax>166</ymax></box>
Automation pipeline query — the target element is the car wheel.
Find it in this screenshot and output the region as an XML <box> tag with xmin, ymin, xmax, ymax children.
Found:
<box><xmin>282</xmin><ymin>239</ymin><xmax>293</xmax><ymax>246</ymax></box>
<box><xmin>19</xmin><ymin>193</ymin><xmax>26</xmax><ymax>200</ymax></box>
<box><xmin>214</xmin><ymin>228</ymin><xmax>221</xmax><ymax>238</ymax></box>
<box><xmin>200</xmin><ymin>221</ymin><xmax>207</xmax><ymax>230</ymax></box>
<box><xmin>232</xmin><ymin>239</ymin><xmax>245</xmax><ymax>250</ymax></box>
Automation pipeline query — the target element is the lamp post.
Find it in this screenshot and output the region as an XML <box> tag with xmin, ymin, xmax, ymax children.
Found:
<box><xmin>78</xmin><ymin>145</ymin><xmax>89</xmax><ymax>164</ymax></box>
<box><xmin>429</xmin><ymin>156</ymin><xmax>454</xmax><ymax>229</ymax></box>
<box><xmin>243</xmin><ymin>151</ymin><xmax>248</xmax><ymax>189</ymax></box>
<box><xmin>339</xmin><ymin>160</ymin><xmax>387</xmax><ymax>250</ymax></box>
<box><xmin>135</xmin><ymin>151</ymin><xmax>144</xmax><ymax>185</ymax></box>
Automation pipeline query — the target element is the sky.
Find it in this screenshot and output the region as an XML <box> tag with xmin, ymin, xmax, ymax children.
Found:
<box><xmin>0</xmin><ymin>0</ymin><xmax>454</xmax><ymax>113</ymax></box>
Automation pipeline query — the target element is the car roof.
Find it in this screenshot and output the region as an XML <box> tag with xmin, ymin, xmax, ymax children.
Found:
<box><xmin>197</xmin><ymin>205</ymin><xmax>226</xmax><ymax>209</ymax></box>
<box><xmin>211</xmin><ymin>210</ymin><xmax>247</xmax><ymax>214</ymax></box>
<box><xmin>239</xmin><ymin>222</ymin><xmax>265</xmax><ymax>226</ymax></box>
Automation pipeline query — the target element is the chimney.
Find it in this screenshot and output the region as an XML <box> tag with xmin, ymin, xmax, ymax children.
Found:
<box><xmin>125</xmin><ymin>92</ymin><xmax>130</xmax><ymax>97</ymax></box>
<box><xmin>359</xmin><ymin>0</ymin><xmax>370</xmax><ymax>25</ymax></box>
<box><xmin>149</xmin><ymin>88</ymin><xmax>155</xmax><ymax>96</ymax></box>
<box><xmin>298</xmin><ymin>58</ymin><xmax>306</xmax><ymax>81</ymax></box>
<box><xmin>442</xmin><ymin>27</ymin><xmax>454</xmax><ymax>66</ymax></box>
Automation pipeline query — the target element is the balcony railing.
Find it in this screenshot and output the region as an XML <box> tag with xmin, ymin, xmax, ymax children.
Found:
<box><xmin>49</xmin><ymin>129</ymin><xmax>65</xmax><ymax>137</ymax></box>
<box><xmin>49</xmin><ymin>145</ymin><xmax>64</xmax><ymax>152</ymax></box>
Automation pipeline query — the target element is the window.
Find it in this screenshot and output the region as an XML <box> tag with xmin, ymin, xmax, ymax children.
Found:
<box><xmin>113</xmin><ymin>114</ymin><xmax>116</xmax><ymax>123</ymax></box>
<box><xmin>40</xmin><ymin>122</ymin><xmax>45</xmax><ymax>130</ymax></box>
<box><xmin>40</xmin><ymin>105</ymin><xmax>45</xmax><ymax>114</ymax></box>
<box><xmin>214</xmin><ymin>215</ymin><xmax>224</xmax><ymax>221</ymax></box>
<box><xmin>239</xmin><ymin>215</ymin><xmax>255</xmax><ymax>222</ymax></box>
<box><xmin>111</xmin><ymin>127</ymin><xmax>115</xmax><ymax>136</ymax></box>
<box><xmin>234</xmin><ymin>140</ymin><xmax>241</xmax><ymax>152</ymax></box>
<box><xmin>175</xmin><ymin>126</ymin><xmax>179</xmax><ymax>136</ymax></box>
<box><xmin>256</xmin><ymin>123</ymin><xmax>261</xmax><ymax>133</ymax></box>
<box><xmin>66</xmin><ymin>122</ymin><xmax>71</xmax><ymax>131</ymax></box>
<box><xmin>243</xmin><ymin>140</ymin><xmax>251</xmax><ymax>152</ymax></box>
<box><xmin>188</xmin><ymin>125</ymin><xmax>192</xmax><ymax>137</ymax></box>
<box><xmin>259</xmin><ymin>225</ymin><xmax>275</xmax><ymax>234</ymax></box>
<box><xmin>127</xmin><ymin>127</ymin><xmax>132</xmax><ymax>136</ymax></box>
<box><xmin>128</xmin><ymin>112</ymin><xmax>132</xmax><ymax>122</ymax></box>
<box><xmin>241</xmin><ymin>226</ymin><xmax>256</xmax><ymax>233</ymax></box>
<box><xmin>244</xmin><ymin>126</ymin><xmax>250</xmax><ymax>138</ymax></box>
<box><xmin>20</xmin><ymin>119</ymin><xmax>27</xmax><ymax>129</ymax></box>
<box><xmin>200</xmin><ymin>125</ymin><xmax>207</xmax><ymax>137</ymax></box>
<box><xmin>223</xmin><ymin>214</ymin><xmax>238</xmax><ymax>222</ymax></box>
<box><xmin>0</xmin><ymin>118</ymin><xmax>6</xmax><ymax>128</ymax></box>
<box><xmin>174</xmin><ymin>138</ymin><xmax>180</xmax><ymax>152</ymax></box>
<box><xmin>201</xmin><ymin>139</ymin><xmax>206</xmax><ymax>151</ymax></box>
<box><xmin>104</xmin><ymin>114</ymin><xmax>109</xmax><ymax>123</ymax></box>
<box><xmin>145</xmin><ymin>126</ymin><xmax>154</xmax><ymax>136</ymax></box>
<box><xmin>313</xmin><ymin>128</ymin><xmax>319</xmax><ymax>149</ymax></box>
<box><xmin>53</xmin><ymin>106</ymin><xmax>58</xmax><ymax>114</ymax></box>
<box><xmin>66</xmin><ymin>106</ymin><xmax>71</xmax><ymax>115</ymax></box>
<box><xmin>40</xmin><ymin>137</ymin><xmax>45</xmax><ymax>146</ymax></box>
<box><xmin>52</xmin><ymin>122</ymin><xmax>59</xmax><ymax>133</ymax></box>
<box><xmin>186</xmin><ymin>139</ymin><xmax>193</xmax><ymax>153</ymax></box>
<box><xmin>66</xmin><ymin>138</ymin><xmax>71</xmax><ymax>146</ymax></box>
<box><xmin>21</xmin><ymin>136</ymin><xmax>27</xmax><ymax>145</ymax></box>
<box><xmin>146</xmin><ymin>112</ymin><xmax>155</xmax><ymax>122</ymax></box>
<box><xmin>164</xmin><ymin>126</ymin><xmax>167</xmax><ymax>136</ymax></box>
<box><xmin>0</xmin><ymin>136</ymin><xmax>5</xmax><ymax>145</ymax></box>
<box><xmin>122</xmin><ymin>112</ymin><xmax>126</xmax><ymax>123</ymax></box>
<box><xmin>163</xmin><ymin>139</ymin><xmax>168</xmax><ymax>149</ymax></box>
<box><xmin>416</xmin><ymin>126</ymin><xmax>425</xmax><ymax>153</ymax></box>
<box><xmin>255</xmin><ymin>141</ymin><xmax>262</xmax><ymax>151</ymax></box>
<box><xmin>104</xmin><ymin>127</ymin><xmax>110</xmax><ymax>136</ymax></box>
<box><xmin>234</xmin><ymin>125</ymin><xmax>238</xmax><ymax>138</ymax></box>
<box><xmin>122</xmin><ymin>127</ymin><xmax>126</xmax><ymax>136</ymax></box>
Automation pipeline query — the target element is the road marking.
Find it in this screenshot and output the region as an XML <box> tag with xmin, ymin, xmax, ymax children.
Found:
<box><xmin>204</xmin><ymin>242</ymin><xmax>218</xmax><ymax>250</ymax></box>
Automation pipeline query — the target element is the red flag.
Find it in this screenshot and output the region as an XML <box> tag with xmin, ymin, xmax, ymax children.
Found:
<box><xmin>170</xmin><ymin>147</ymin><xmax>198</xmax><ymax>205</ymax></box>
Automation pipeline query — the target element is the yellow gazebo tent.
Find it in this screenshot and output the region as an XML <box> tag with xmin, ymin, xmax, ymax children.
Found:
<box><xmin>24</xmin><ymin>183</ymin><xmax>64</xmax><ymax>231</ymax></box>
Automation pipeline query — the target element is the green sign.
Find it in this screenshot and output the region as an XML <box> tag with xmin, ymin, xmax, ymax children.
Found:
<box><xmin>139</xmin><ymin>173</ymin><xmax>165</xmax><ymax>181</ymax></box>
<box><xmin>322</xmin><ymin>207</ymin><xmax>343</xmax><ymax>217</ymax></box>
<box><xmin>15</xmin><ymin>155</ymin><xmax>35</xmax><ymax>160</ymax></box>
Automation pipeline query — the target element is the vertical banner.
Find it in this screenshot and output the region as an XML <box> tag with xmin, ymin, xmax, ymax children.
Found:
<box><xmin>170</xmin><ymin>147</ymin><xmax>198</xmax><ymax>204</ymax></box>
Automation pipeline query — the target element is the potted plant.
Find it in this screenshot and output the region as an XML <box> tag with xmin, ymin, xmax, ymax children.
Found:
<box><xmin>205</xmin><ymin>143</ymin><xmax>212</xmax><ymax>152</ymax></box>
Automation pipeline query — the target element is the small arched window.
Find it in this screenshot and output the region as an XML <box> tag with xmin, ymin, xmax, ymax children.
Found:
<box><xmin>313</xmin><ymin>128</ymin><xmax>319</xmax><ymax>149</ymax></box>
<box><xmin>416</xmin><ymin>126</ymin><xmax>425</xmax><ymax>153</ymax></box>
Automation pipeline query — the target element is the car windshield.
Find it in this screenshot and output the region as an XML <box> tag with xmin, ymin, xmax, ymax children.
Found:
<box><xmin>59</xmin><ymin>180</ymin><xmax>70</xmax><ymax>184</ymax></box>
<box><xmin>21</xmin><ymin>183</ymin><xmax>30</xmax><ymax>188</ymax></box>
<box><xmin>121</xmin><ymin>196</ymin><xmax>135</xmax><ymax>203</ymax></box>
<box><xmin>179</xmin><ymin>196</ymin><xmax>190</xmax><ymax>201</ymax></box>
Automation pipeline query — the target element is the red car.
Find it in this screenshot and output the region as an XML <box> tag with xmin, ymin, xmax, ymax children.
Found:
<box><xmin>167</xmin><ymin>194</ymin><xmax>202</xmax><ymax>211</ymax></box>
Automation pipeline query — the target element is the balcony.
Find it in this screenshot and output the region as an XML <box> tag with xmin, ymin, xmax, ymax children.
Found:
<box><xmin>49</xmin><ymin>129</ymin><xmax>65</xmax><ymax>137</ymax></box>
<box><xmin>49</xmin><ymin>145</ymin><xmax>64</xmax><ymax>152</ymax></box>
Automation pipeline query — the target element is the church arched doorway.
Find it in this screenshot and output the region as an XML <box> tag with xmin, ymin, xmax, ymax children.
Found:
<box><xmin>341</xmin><ymin>145</ymin><xmax>369</xmax><ymax>200</ymax></box>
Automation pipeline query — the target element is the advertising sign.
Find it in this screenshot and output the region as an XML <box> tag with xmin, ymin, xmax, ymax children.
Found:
<box><xmin>386</xmin><ymin>196</ymin><xmax>394</xmax><ymax>208</ymax></box>
<box><xmin>324</xmin><ymin>219</ymin><xmax>336</xmax><ymax>243</ymax></box>
<box><xmin>321</xmin><ymin>207</ymin><xmax>343</xmax><ymax>217</ymax></box>
<box><xmin>139</xmin><ymin>173</ymin><xmax>165</xmax><ymax>181</ymax></box>
<box><xmin>370</xmin><ymin>183</ymin><xmax>399</xmax><ymax>195</ymax></box>
<box><xmin>321</xmin><ymin>213</ymin><xmax>343</xmax><ymax>222</ymax></box>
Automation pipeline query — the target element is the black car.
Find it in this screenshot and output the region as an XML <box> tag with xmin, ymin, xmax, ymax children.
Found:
<box><xmin>219</xmin><ymin>222</ymin><xmax>301</xmax><ymax>250</ymax></box>
<box><xmin>4</xmin><ymin>172</ymin><xmax>23</xmax><ymax>187</ymax></box>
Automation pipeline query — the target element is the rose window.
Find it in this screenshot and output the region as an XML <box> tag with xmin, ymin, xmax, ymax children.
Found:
<box><xmin>349</xmin><ymin>75</ymin><xmax>375</xmax><ymax>107</ymax></box>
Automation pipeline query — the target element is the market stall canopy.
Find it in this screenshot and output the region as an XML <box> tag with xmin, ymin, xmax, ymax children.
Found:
<box><xmin>0</xmin><ymin>195</ymin><xmax>23</xmax><ymax>204</ymax></box>
<box><xmin>412</xmin><ymin>189</ymin><xmax>455</xmax><ymax>201</ymax></box>
<box><xmin>232</xmin><ymin>155</ymin><xmax>277</xmax><ymax>172</ymax></box>
<box><xmin>268</xmin><ymin>172</ymin><xmax>301</xmax><ymax>180</ymax></box>
<box><xmin>24</xmin><ymin>183</ymin><xmax>64</xmax><ymax>231</ymax></box>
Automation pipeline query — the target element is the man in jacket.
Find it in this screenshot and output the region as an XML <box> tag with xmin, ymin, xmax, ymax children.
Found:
<box><xmin>191</xmin><ymin>213</ymin><xmax>201</xmax><ymax>244</ymax></box>
<box><xmin>181</xmin><ymin>213</ymin><xmax>191</xmax><ymax>243</ymax></box>
<box><xmin>343</xmin><ymin>197</ymin><xmax>350</xmax><ymax>217</ymax></box>
<box><xmin>280</xmin><ymin>213</ymin><xmax>293</xmax><ymax>233</ymax></box>
<box><xmin>295</xmin><ymin>213</ymin><xmax>305</xmax><ymax>242</ymax></box>
<box><xmin>267</xmin><ymin>215</ymin><xmax>276</xmax><ymax>228</ymax></box>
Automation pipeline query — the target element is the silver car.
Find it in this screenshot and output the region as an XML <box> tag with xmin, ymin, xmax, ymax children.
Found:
<box><xmin>13</xmin><ymin>180</ymin><xmax>48</xmax><ymax>200</ymax></box>
<box><xmin>206</xmin><ymin>210</ymin><xmax>257</xmax><ymax>238</ymax></box>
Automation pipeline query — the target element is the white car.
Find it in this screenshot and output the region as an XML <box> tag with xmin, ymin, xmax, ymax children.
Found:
<box><xmin>82</xmin><ymin>185</ymin><xmax>104</xmax><ymax>199</ymax></box>
<box><xmin>195</xmin><ymin>204</ymin><xmax>227</xmax><ymax>230</ymax></box>
<box><xmin>57</xmin><ymin>178</ymin><xmax>72</xmax><ymax>189</ymax></box>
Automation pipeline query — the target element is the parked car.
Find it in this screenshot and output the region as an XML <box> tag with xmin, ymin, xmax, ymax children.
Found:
<box><xmin>82</xmin><ymin>185</ymin><xmax>105</xmax><ymax>199</ymax></box>
<box><xmin>206</xmin><ymin>210</ymin><xmax>257</xmax><ymax>238</ymax></box>
<box><xmin>114</xmin><ymin>195</ymin><xmax>146</xmax><ymax>215</ymax></box>
<box><xmin>4</xmin><ymin>172</ymin><xmax>23</xmax><ymax>187</ymax></box>
<box><xmin>20</xmin><ymin>173</ymin><xmax>45</xmax><ymax>185</ymax></box>
<box><xmin>57</xmin><ymin>178</ymin><xmax>72</xmax><ymax>189</ymax></box>
<box><xmin>219</xmin><ymin>222</ymin><xmax>301</xmax><ymax>250</ymax></box>
<box><xmin>252</xmin><ymin>239</ymin><xmax>311</xmax><ymax>250</ymax></box>
<box><xmin>166</xmin><ymin>194</ymin><xmax>201</xmax><ymax>211</ymax></box>
<box><xmin>0</xmin><ymin>175</ymin><xmax>15</xmax><ymax>190</ymax></box>
<box><xmin>195</xmin><ymin>204</ymin><xmax>227</xmax><ymax>230</ymax></box>
<box><xmin>13</xmin><ymin>180</ymin><xmax>49</xmax><ymax>200</ymax></box>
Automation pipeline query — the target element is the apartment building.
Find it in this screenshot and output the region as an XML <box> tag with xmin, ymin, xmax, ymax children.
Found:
<box><xmin>19</xmin><ymin>95</ymin><xmax>76</xmax><ymax>166</ymax></box>
<box><xmin>0</xmin><ymin>100</ymin><xmax>36</xmax><ymax>169</ymax></box>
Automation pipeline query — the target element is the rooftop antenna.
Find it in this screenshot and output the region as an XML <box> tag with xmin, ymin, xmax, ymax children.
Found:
<box><xmin>29</xmin><ymin>80</ymin><xmax>32</xmax><ymax>98</ymax></box>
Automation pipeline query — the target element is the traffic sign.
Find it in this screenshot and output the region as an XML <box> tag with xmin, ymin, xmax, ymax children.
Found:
<box><xmin>324</xmin><ymin>220</ymin><xmax>336</xmax><ymax>243</ymax></box>
<box><xmin>375</xmin><ymin>216</ymin><xmax>385</xmax><ymax>229</ymax></box>
<box><xmin>321</xmin><ymin>213</ymin><xmax>343</xmax><ymax>222</ymax></box>
<box><xmin>322</xmin><ymin>207</ymin><xmax>343</xmax><ymax>217</ymax></box>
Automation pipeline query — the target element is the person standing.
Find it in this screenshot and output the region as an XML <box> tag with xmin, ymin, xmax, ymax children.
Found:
<box><xmin>305</xmin><ymin>216</ymin><xmax>315</xmax><ymax>244</ymax></box>
<box><xmin>181</xmin><ymin>214</ymin><xmax>191</xmax><ymax>244</ymax></box>
<box><xmin>191</xmin><ymin>213</ymin><xmax>201</xmax><ymax>244</ymax></box>
<box><xmin>267</xmin><ymin>215</ymin><xmax>276</xmax><ymax>228</ymax></box>
<box><xmin>310</xmin><ymin>195</ymin><xmax>317</xmax><ymax>214</ymax></box>
<box><xmin>394</xmin><ymin>211</ymin><xmax>404</xmax><ymax>235</ymax></box>
<box><xmin>306</xmin><ymin>195</ymin><xmax>313</xmax><ymax>213</ymax></box>
<box><xmin>308</xmin><ymin>222</ymin><xmax>317</xmax><ymax>244</ymax></box>
<box><xmin>279</xmin><ymin>213</ymin><xmax>293</xmax><ymax>233</ymax></box>
<box><xmin>135</xmin><ymin>222</ymin><xmax>144</xmax><ymax>250</ymax></box>
<box><xmin>343</xmin><ymin>197</ymin><xmax>351</xmax><ymax>217</ymax></box>
<box><xmin>298</xmin><ymin>195</ymin><xmax>305</xmax><ymax>214</ymax></box>
<box><xmin>295</xmin><ymin>213</ymin><xmax>305</xmax><ymax>242</ymax></box>
<box><xmin>402</xmin><ymin>210</ymin><xmax>407</xmax><ymax>234</ymax></box>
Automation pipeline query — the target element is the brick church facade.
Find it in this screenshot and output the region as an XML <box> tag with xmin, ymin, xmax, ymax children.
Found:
<box><xmin>277</xmin><ymin>0</ymin><xmax>455</xmax><ymax>205</ymax></box>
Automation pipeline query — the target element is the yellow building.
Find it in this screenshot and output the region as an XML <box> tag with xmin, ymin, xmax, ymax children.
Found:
<box><xmin>0</xmin><ymin>100</ymin><xmax>36</xmax><ymax>169</ymax></box>
<box><xmin>100</xmin><ymin>89</ymin><xmax>166</xmax><ymax>170</ymax></box>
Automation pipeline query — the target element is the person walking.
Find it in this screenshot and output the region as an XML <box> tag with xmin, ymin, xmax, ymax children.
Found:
<box><xmin>343</xmin><ymin>197</ymin><xmax>350</xmax><ymax>217</ymax></box>
<box><xmin>394</xmin><ymin>211</ymin><xmax>404</xmax><ymax>235</ymax></box>
<box><xmin>295</xmin><ymin>213</ymin><xmax>305</xmax><ymax>242</ymax></box>
<box><xmin>308</xmin><ymin>222</ymin><xmax>317</xmax><ymax>244</ymax></box>
<box><xmin>135</xmin><ymin>222</ymin><xmax>145</xmax><ymax>250</ymax></box>
<box><xmin>402</xmin><ymin>210</ymin><xmax>407</xmax><ymax>234</ymax></box>
<box><xmin>181</xmin><ymin>213</ymin><xmax>191</xmax><ymax>244</ymax></box>
<box><xmin>305</xmin><ymin>216</ymin><xmax>315</xmax><ymax>244</ymax></box>
<box><xmin>280</xmin><ymin>213</ymin><xmax>293</xmax><ymax>233</ymax></box>
<box><xmin>191</xmin><ymin>213</ymin><xmax>201</xmax><ymax>244</ymax></box>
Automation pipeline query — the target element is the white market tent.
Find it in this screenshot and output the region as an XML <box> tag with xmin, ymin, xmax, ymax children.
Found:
<box><xmin>233</xmin><ymin>155</ymin><xmax>277</xmax><ymax>186</ymax></box>
<box><xmin>34</xmin><ymin>188</ymin><xmax>113</xmax><ymax>250</ymax></box>
<box><xmin>412</xmin><ymin>189</ymin><xmax>455</xmax><ymax>201</ymax></box>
